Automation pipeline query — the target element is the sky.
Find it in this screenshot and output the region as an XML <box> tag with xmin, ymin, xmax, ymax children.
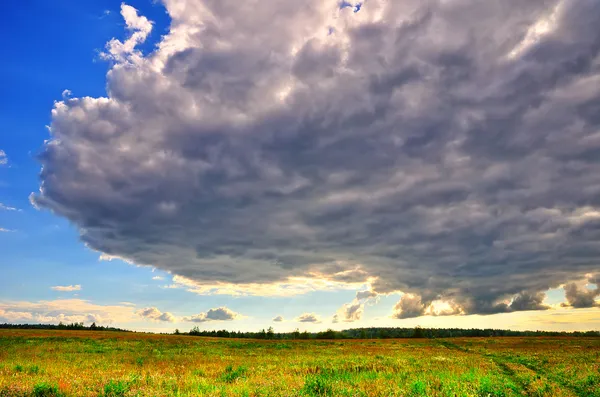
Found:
<box><xmin>1</xmin><ymin>0</ymin><xmax>599</xmax><ymax>333</ymax></box>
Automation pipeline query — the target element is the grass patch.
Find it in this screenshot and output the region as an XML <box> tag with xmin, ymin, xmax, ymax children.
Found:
<box><xmin>102</xmin><ymin>380</ymin><xmax>129</xmax><ymax>397</ymax></box>
<box><xmin>32</xmin><ymin>383</ymin><xmax>63</xmax><ymax>397</ymax></box>
<box><xmin>303</xmin><ymin>374</ymin><xmax>334</xmax><ymax>396</ymax></box>
<box><xmin>220</xmin><ymin>365</ymin><xmax>248</xmax><ymax>383</ymax></box>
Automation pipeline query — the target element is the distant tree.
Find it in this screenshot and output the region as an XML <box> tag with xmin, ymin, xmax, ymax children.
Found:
<box><xmin>292</xmin><ymin>328</ymin><xmax>300</xmax><ymax>340</ymax></box>
<box><xmin>90</xmin><ymin>322</ymin><xmax>97</xmax><ymax>330</ymax></box>
<box><xmin>174</xmin><ymin>329</ymin><xmax>180</xmax><ymax>335</ymax></box>
<box><xmin>258</xmin><ymin>328</ymin><xmax>267</xmax><ymax>339</ymax></box>
<box><xmin>413</xmin><ymin>326</ymin><xmax>424</xmax><ymax>338</ymax></box>
<box><xmin>267</xmin><ymin>326</ymin><xmax>275</xmax><ymax>339</ymax></box>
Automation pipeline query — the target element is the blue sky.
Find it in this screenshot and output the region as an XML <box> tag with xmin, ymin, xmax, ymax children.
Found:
<box><xmin>1</xmin><ymin>0</ymin><xmax>599</xmax><ymax>332</ymax></box>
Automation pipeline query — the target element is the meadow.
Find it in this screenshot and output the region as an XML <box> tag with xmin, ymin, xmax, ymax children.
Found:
<box><xmin>0</xmin><ymin>329</ymin><xmax>598</xmax><ymax>397</ymax></box>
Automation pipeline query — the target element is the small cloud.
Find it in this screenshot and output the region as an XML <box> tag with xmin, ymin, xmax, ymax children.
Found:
<box><xmin>136</xmin><ymin>307</ymin><xmax>176</xmax><ymax>322</ymax></box>
<box><xmin>152</xmin><ymin>275</ymin><xmax>164</xmax><ymax>280</ymax></box>
<box><xmin>51</xmin><ymin>285</ymin><xmax>82</xmax><ymax>292</ymax></box>
<box><xmin>0</xmin><ymin>203</ymin><xmax>19</xmax><ymax>211</ymax></box>
<box><xmin>295</xmin><ymin>313</ymin><xmax>321</xmax><ymax>323</ymax></box>
<box><xmin>183</xmin><ymin>307</ymin><xmax>241</xmax><ymax>323</ymax></box>
<box><xmin>356</xmin><ymin>290</ymin><xmax>378</xmax><ymax>300</ymax></box>
<box><xmin>0</xmin><ymin>150</ymin><xmax>7</xmax><ymax>165</ymax></box>
<box><xmin>0</xmin><ymin>228</ymin><xmax>14</xmax><ymax>233</ymax></box>
<box><xmin>28</xmin><ymin>193</ymin><xmax>40</xmax><ymax>210</ymax></box>
<box><xmin>272</xmin><ymin>315</ymin><xmax>284</xmax><ymax>322</ymax></box>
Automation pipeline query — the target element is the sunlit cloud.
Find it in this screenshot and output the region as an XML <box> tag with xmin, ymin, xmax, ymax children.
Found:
<box><xmin>51</xmin><ymin>285</ymin><xmax>82</xmax><ymax>292</ymax></box>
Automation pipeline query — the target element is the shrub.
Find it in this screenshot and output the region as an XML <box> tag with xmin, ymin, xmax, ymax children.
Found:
<box><xmin>103</xmin><ymin>380</ymin><xmax>128</xmax><ymax>397</ymax></box>
<box><xmin>302</xmin><ymin>374</ymin><xmax>333</xmax><ymax>396</ymax></box>
<box><xmin>32</xmin><ymin>383</ymin><xmax>63</xmax><ymax>397</ymax></box>
<box><xmin>220</xmin><ymin>365</ymin><xmax>248</xmax><ymax>383</ymax></box>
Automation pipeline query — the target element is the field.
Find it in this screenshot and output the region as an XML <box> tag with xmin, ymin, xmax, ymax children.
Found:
<box><xmin>0</xmin><ymin>330</ymin><xmax>598</xmax><ymax>396</ymax></box>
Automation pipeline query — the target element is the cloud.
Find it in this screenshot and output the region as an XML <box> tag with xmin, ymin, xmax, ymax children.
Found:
<box><xmin>392</xmin><ymin>294</ymin><xmax>427</xmax><ymax>319</ymax></box>
<box><xmin>562</xmin><ymin>279</ymin><xmax>600</xmax><ymax>308</ymax></box>
<box><xmin>33</xmin><ymin>0</ymin><xmax>600</xmax><ymax>315</ymax></box>
<box><xmin>296</xmin><ymin>313</ymin><xmax>321</xmax><ymax>323</ymax></box>
<box><xmin>0</xmin><ymin>228</ymin><xmax>13</xmax><ymax>233</ymax></box>
<box><xmin>51</xmin><ymin>285</ymin><xmax>82</xmax><ymax>292</ymax></box>
<box><xmin>333</xmin><ymin>289</ymin><xmax>379</xmax><ymax>322</ymax></box>
<box><xmin>333</xmin><ymin>301</ymin><xmax>363</xmax><ymax>323</ymax></box>
<box><xmin>152</xmin><ymin>275</ymin><xmax>165</xmax><ymax>280</ymax></box>
<box><xmin>101</xmin><ymin>4</ymin><xmax>152</xmax><ymax>64</ymax></box>
<box><xmin>509</xmin><ymin>292</ymin><xmax>550</xmax><ymax>311</ymax></box>
<box><xmin>272</xmin><ymin>315</ymin><xmax>284</xmax><ymax>322</ymax></box>
<box><xmin>164</xmin><ymin>273</ymin><xmax>371</xmax><ymax>297</ymax></box>
<box><xmin>182</xmin><ymin>307</ymin><xmax>241</xmax><ymax>323</ymax></box>
<box><xmin>136</xmin><ymin>307</ymin><xmax>176</xmax><ymax>322</ymax></box>
<box><xmin>356</xmin><ymin>290</ymin><xmax>378</xmax><ymax>300</ymax></box>
<box><xmin>0</xmin><ymin>150</ymin><xmax>7</xmax><ymax>165</ymax></box>
<box><xmin>0</xmin><ymin>203</ymin><xmax>19</xmax><ymax>211</ymax></box>
<box><xmin>0</xmin><ymin>299</ymin><xmax>135</xmax><ymax>325</ymax></box>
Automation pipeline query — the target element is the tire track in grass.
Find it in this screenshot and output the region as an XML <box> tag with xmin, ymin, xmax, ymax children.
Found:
<box><xmin>493</xmin><ymin>354</ymin><xmax>590</xmax><ymax>397</ymax></box>
<box><xmin>436</xmin><ymin>340</ymin><xmax>579</xmax><ymax>397</ymax></box>
<box><xmin>436</xmin><ymin>341</ymin><xmax>527</xmax><ymax>395</ymax></box>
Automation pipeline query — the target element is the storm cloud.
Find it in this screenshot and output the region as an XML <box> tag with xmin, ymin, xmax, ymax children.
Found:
<box><xmin>34</xmin><ymin>0</ymin><xmax>600</xmax><ymax>317</ymax></box>
<box><xmin>563</xmin><ymin>282</ymin><xmax>600</xmax><ymax>308</ymax></box>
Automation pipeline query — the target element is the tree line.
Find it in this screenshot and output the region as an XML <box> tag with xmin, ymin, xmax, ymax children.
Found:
<box><xmin>185</xmin><ymin>325</ymin><xmax>600</xmax><ymax>339</ymax></box>
<box><xmin>0</xmin><ymin>322</ymin><xmax>130</xmax><ymax>332</ymax></box>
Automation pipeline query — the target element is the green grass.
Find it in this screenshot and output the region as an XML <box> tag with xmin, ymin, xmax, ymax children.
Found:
<box><xmin>0</xmin><ymin>330</ymin><xmax>598</xmax><ymax>396</ymax></box>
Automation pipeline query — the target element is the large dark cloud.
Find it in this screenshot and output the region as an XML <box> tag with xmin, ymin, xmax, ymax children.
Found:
<box><xmin>34</xmin><ymin>0</ymin><xmax>600</xmax><ymax>316</ymax></box>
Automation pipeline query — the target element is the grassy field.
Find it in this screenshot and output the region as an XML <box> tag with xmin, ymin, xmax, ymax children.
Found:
<box><xmin>0</xmin><ymin>330</ymin><xmax>598</xmax><ymax>396</ymax></box>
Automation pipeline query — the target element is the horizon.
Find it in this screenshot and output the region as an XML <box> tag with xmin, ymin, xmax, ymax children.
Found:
<box><xmin>3</xmin><ymin>322</ymin><xmax>599</xmax><ymax>336</ymax></box>
<box><xmin>1</xmin><ymin>0</ymin><xmax>600</xmax><ymax>334</ymax></box>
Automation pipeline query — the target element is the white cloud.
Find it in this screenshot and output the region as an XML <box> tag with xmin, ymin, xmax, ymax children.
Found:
<box><xmin>136</xmin><ymin>307</ymin><xmax>176</xmax><ymax>322</ymax></box>
<box><xmin>0</xmin><ymin>228</ymin><xmax>13</xmax><ymax>233</ymax></box>
<box><xmin>333</xmin><ymin>289</ymin><xmax>379</xmax><ymax>323</ymax></box>
<box><xmin>152</xmin><ymin>275</ymin><xmax>165</xmax><ymax>280</ymax></box>
<box><xmin>51</xmin><ymin>285</ymin><xmax>82</xmax><ymax>292</ymax></box>
<box><xmin>101</xmin><ymin>4</ymin><xmax>153</xmax><ymax>64</ymax></box>
<box><xmin>182</xmin><ymin>307</ymin><xmax>241</xmax><ymax>323</ymax></box>
<box><xmin>166</xmin><ymin>273</ymin><xmax>373</xmax><ymax>297</ymax></box>
<box><xmin>0</xmin><ymin>150</ymin><xmax>7</xmax><ymax>165</ymax></box>
<box><xmin>272</xmin><ymin>315</ymin><xmax>284</xmax><ymax>322</ymax></box>
<box><xmin>0</xmin><ymin>299</ymin><xmax>136</xmax><ymax>325</ymax></box>
<box><xmin>0</xmin><ymin>203</ymin><xmax>19</xmax><ymax>211</ymax></box>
